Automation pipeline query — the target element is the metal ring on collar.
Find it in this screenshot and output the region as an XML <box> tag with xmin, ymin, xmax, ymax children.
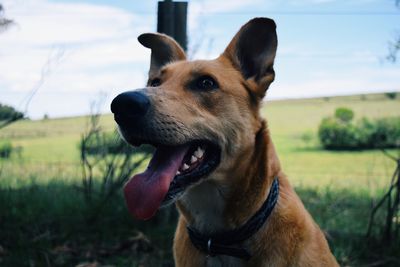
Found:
<box><xmin>207</xmin><ymin>238</ymin><xmax>212</xmax><ymax>255</ymax></box>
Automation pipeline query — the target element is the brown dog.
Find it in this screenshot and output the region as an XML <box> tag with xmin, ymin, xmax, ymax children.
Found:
<box><xmin>111</xmin><ymin>18</ymin><xmax>338</xmax><ymax>267</ymax></box>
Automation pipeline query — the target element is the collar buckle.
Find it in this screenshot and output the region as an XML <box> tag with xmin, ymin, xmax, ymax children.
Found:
<box><xmin>207</xmin><ymin>238</ymin><xmax>213</xmax><ymax>257</ymax></box>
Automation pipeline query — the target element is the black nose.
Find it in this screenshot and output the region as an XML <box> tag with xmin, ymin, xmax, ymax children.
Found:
<box><xmin>111</xmin><ymin>90</ymin><xmax>150</xmax><ymax>117</ymax></box>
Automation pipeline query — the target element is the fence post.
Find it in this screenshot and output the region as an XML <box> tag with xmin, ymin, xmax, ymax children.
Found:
<box><xmin>157</xmin><ymin>0</ymin><xmax>187</xmax><ymax>51</ymax></box>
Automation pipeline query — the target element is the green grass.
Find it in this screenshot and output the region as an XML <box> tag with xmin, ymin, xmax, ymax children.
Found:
<box><xmin>0</xmin><ymin>115</ymin><xmax>114</xmax><ymax>185</ymax></box>
<box><xmin>1</xmin><ymin>92</ymin><xmax>399</xmax><ymax>189</ymax></box>
<box><xmin>1</xmin><ymin>92</ymin><xmax>400</xmax><ymax>266</ymax></box>
<box><xmin>0</xmin><ymin>183</ymin><xmax>176</xmax><ymax>267</ymax></box>
<box><xmin>264</xmin><ymin>93</ymin><xmax>400</xmax><ymax>191</ymax></box>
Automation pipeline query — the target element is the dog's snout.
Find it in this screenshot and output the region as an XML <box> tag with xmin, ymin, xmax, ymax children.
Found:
<box><xmin>111</xmin><ymin>90</ymin><xmax>150</xmax><ymax>118</ymax></box>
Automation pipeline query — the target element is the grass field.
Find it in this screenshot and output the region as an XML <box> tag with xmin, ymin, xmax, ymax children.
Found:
<box><xmin>1</xmin><ymin>93</ymin><xmax>398</xmax><ymax>189</ymax></box>
<box><xmin>1</xmin><ymin>93</ymin><xmax>400</xmax><ymax>266</ymax></box>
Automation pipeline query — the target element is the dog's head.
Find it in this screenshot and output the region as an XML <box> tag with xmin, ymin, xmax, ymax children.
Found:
<box><xmin>111</xmin><ymin>18</ymin><xmax>277</xmax><ymax>220</ymax></box>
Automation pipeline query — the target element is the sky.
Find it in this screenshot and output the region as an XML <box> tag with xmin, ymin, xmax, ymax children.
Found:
<box><xmin>0</xmin><ymin>0</ymin><xmax>399</xmax><ymax>119</ymax></box>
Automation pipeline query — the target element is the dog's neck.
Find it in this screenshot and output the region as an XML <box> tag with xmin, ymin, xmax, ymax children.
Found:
<box><xmin>176</xmin><ymin>120</ymin><xmax>281</xmax><ymax>234</ymax></box>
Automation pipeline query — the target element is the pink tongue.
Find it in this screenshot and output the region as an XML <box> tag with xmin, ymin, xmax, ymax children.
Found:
<box><xmin>124</xmin><ymin>145</ymin><xmax>190</xmax><ymax>220</ymax></box>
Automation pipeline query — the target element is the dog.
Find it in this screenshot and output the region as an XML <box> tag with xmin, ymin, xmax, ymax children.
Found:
<box><xmin>111</xmin><ymin>18</ymin><xmax>339</xmax><ymax>267</ymax></box>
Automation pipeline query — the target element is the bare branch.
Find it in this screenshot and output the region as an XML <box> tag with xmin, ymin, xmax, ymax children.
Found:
<box><xmin>366</xmin><ymin>154</ymin><xmax>400</xmax><ymax>244</ymax></box>
<box><xmin>0</xmin><ymin>47</ymin><xmax>66</xmax><ymax>131</ymax></box>
<box><xmin>381</xmin><ymin>148</ymin><xmax>398</xmax><ymax>162</ymax></box>
<box><xmin>187</xmin><ymin>5</ymin><xmax>214</xmax><ymax>60</ymax></box>
<box><xmin>19</xmin><ymin>47</ymin><xmax>66</xmax><ymax>115</ymax></box>
<box><xmin>387</xmin><ymin>35</ymin><xmax>400</xmax><ymax>63</ymax></box>
<box><xmin>387</xmin><ymin>1</ymin><xmax>400</xmax><ymax>62</ymax></box>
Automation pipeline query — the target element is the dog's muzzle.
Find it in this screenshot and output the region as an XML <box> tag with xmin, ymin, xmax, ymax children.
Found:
<box><xmin>110</xmin><ymin>89</ymin><xmax>221</xmax><ymax>220</ymax></box>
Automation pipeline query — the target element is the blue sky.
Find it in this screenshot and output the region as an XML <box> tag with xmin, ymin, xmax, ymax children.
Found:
<box><xmin>0</xmin><ymin>0</ymin><xmax>399</xmax><ymax>119</ymax></box>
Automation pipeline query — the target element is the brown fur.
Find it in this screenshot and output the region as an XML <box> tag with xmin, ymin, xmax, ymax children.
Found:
<box><xmin>132</xmin><ymin>18</ymin><xmax>339</xmax><ymax>267</ymax></box>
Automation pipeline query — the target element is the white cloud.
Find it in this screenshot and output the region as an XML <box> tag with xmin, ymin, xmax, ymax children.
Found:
<box><xmin>277</xmin><ymin>48</ymin><xmax>379</xmax><ymax>64</ymax></box>
<box><xmin>0</xmin><ymin>0</ymin><xmax>398</xmax><ymax>119</ymax></box>
<box><xmin>187</xmin><ymin>0</ymin><xmax>263</xmax><ymax>58</ymax></box>
<box><xmin>269</xmin><ymin>67</ymin><xmax>400</xmax><ymax>100</ymax></box>
<box><xmin>42</xmin><ymin>69</ymin><xmax>147</xmax><ymax>94</ymax></box>
<box><xmin>61</xmin><ymin>39</ymin><xmax>150</xmax><ymax>71</ymax></box>
<box><xmin>189</xmin><ymin>0</ymin><xmax>263</xmax><ymax>14</ymax></box>
<box><xmin>1</xmin><ymin>0</ymin><xmax>139</xmax><ymax>45</ymax></box>
<box><xmin>0</xmin><ymin>0</ymin><xmax>153</xmax><ymax>118</ymax></box>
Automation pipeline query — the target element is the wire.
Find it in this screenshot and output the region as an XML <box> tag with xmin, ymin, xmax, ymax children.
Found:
<box><xmin>188</xmin><ymin>11</ymin><xmax>400</xmax><ymax>16</ymax></box>
<box><xmin>11</xmin><ymin>11</ymin><xmax>400</xmax><ymax>16</ymax></box>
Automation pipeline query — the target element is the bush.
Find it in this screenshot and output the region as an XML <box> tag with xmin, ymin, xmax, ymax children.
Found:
<box><xmin>356</xmin><ymin>118</ymin><xmax>376</xmax><ymax>148</ymax></box>
<box><xmin>79</xmin><ymin>131</ymin><xmax>153</xmax><ymax>156</ymax></box>
<box><xmin>318</xmin><ymin>117</ymin><xmax>360</xmax><ymax>150</ymax></box>
<box><xmin>334</xmin><ymin>107</ymin><xmax>354</xmax><ymax>122</ymax></box>
<box><xmin>385</xmin><ymin>92</ymin><xmax>397</xmax><ymax>100</ymax></box>
<box><xmin>368</xmin><ymin>117</ymin><xmax>400</xmax><ymax>148</ymax></box>
<box><xmin>318</xmin><ymin>109</ymin><xmax>400</xmax><ymax>150</ymax></box>
<box><xmin>80</xmin><ymin>131</ymin><xmax>127</xmax><ymax>155</ymax></box>
<box><xmin>0</xmin><ymin>140</ymin><xmax>13</xmax><ymax>158</ymax></box>
<box><xmin>78</xmin><ymin>111</ymin><xmax>153</xmax><ymax>210</ymax></box>
<box><xmin>300</xmin><ymin>131</ymin><xmax>314</xmax><ymax>147</ymax></box>
<box><xmin>0</xmin><ymin>103</ymin><xmax>24</xmax><ymax>121</ymax></box>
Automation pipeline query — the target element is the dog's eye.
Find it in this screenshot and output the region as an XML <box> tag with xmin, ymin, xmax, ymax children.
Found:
<box><xmin>196</xmin><ymin>76</ymin><xmax>218</xmax><ymax>90</ymax></box>
<box><xmin>150</xmin><ymin>78</ymin><xmax>161</xmax><ymax>87</ymax></box>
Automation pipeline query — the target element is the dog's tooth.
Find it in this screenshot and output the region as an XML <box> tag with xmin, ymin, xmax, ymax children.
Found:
<box><xmin>176</xmin><ymin>170</ymin><xmax>181</xmax><ymax>175</ymax></box>
<box><xmin>190</xmin><ymin>155</ymin><xmax>198</xmax><ymax>164</ymax></box>
<box><xmin>194</xmin><ymin>147</ymin><xmax>204</xmax><ymax>158</ymax></box>
<box><xmin>182</xmin><ymin>163</ymin><xmax>189</xmax><ymax>171</ymax></box>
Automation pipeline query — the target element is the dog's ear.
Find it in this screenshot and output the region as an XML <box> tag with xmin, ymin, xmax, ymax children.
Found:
<box><xmin>138</xmin><ymin>33</ymin><xmax>186</xmax><ymax>77</ymax></box>
<box><xmin>222</xmin><ymin>18</ymin><xmax>277</xmax><ymax>98</ymax></box>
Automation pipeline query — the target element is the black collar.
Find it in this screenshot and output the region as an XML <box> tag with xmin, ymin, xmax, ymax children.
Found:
<box><xmin>186</xmin><ymin>177</ymin><xmax>279</xmax><ymax>261</ymax></box>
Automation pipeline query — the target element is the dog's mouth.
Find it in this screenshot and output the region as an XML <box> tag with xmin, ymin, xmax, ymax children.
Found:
<box><xmin>124</xmin><ymin>140</ymin><xmax>221</xmax><ymax>220</ymax></box>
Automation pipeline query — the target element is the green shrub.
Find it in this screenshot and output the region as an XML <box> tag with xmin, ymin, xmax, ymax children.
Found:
<box><xmin>0</xmin><ymin>103</ymin><xmax>24</xmax><ymax>121</ymax></box>
<box><xmin>385</xmin><ymin>92</ymin><xmax>397</xmax><ymax>100</ymax></box>
<box><xmin>80</xmin><ymin>131</ymin><xmax>124</xmax><ymax>155</ymax></box>
<box><xmin>300</xmin><ymin>131</ymin><xmax>314</xmax><ymax>146</ymax></box>
<box><xmin>0</xmin><ymin>140</ymin><xmax>13</xmax><ymax>158</ymax></box>
<box><xmin>79</xmin><ymin>131</ymin><xmax>130</xmax><ymax>155</ymax></box>
<box><xmin>79</xmin><ymin>131</ymin><xmax>153</xmax><ymax>156</ymax></box>
<box><xmin>334</xmin><ymin>107</ymin><xmax>354</xmax><ymax>122</ymax></box>
<box><xmin>318</xmin><ymin>117</ymin><xmax>360</xmax><ymax>150</ymax></box>
<box><xmin>369</xmin><ymin>117</ymin><xmax>400</xmax><ymax>148</ymax></box>
<box><xmin>319</xmin><ymin>109</ymin><xmax>400</xmax><ymax>150</ymax></box>
<box><xmin>356</xmin><ymin>118</ymin><xmax>376</xmax><ymax>148</ymax></box>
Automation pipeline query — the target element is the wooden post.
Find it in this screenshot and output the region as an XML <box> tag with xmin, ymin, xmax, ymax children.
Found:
<box><xmin>157</xmin><ymin>0</ymin><xmax>187</xmax><ymax>52</ymax></box>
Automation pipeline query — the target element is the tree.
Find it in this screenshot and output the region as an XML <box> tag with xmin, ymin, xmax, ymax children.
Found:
<box><xmin>0</xmin><ymin>4</ymin><xmax>19</xmax><ymax>129</ymax></box>
<box><xmin>0</xmin><ymin>103</ymin><xmax>24</xmax><ymax>129</ymax></box>
<box><xmin>0</xmin><ymin>4</ymin><xmax>13</xmax><ymax>32</ymax></box>
<box><xmin>387</xmin><ymin>1</ymin><xmax>400</xmax><ymax>62</ymax></box>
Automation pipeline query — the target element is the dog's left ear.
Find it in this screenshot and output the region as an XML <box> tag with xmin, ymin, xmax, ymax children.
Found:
<box><xmin>222</xmin><ymin>18</ymin><xmax>277</xmax><ymax>98</ymax></box>
<box><xmin>138</xmin><ymin>33</ymin><xmax>186</xmax><ymax>78</ymax></box>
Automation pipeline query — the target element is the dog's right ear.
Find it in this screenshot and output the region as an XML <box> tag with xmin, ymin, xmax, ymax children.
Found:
<box><xmin>138</xmin><ymin>33</ymin><xmax>186</xmax><ymax>78</ymax></box>
<box><xmin>222</xmin><ymin>18</ymin><xmax>278</xmax><ymax>99</ymax></box>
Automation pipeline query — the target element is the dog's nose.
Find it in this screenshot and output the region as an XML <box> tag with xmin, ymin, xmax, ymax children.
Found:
<box><xmin>111</xmin><ymin>90</ymin><xmax>150</xmax><ymax>117</ymax></box>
